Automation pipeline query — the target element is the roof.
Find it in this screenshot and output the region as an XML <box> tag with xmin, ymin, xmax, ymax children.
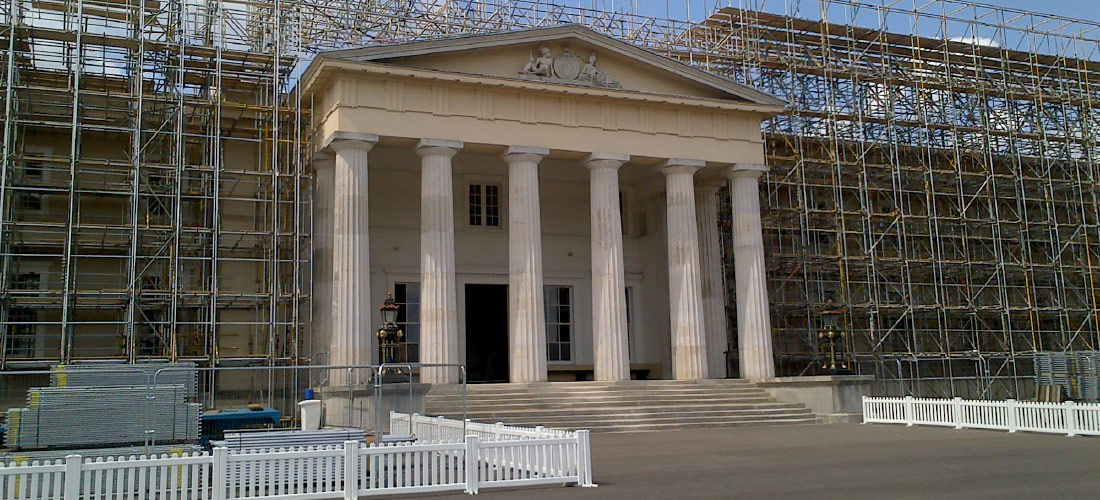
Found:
<box><xmin>318</xmin><ymin>24</ymin><xmax>785</xmax><ymax>107</ymax></box>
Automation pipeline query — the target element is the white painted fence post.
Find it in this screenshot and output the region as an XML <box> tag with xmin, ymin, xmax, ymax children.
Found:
<box><xmin>1064</xmin><ymin>401</ymin><xmax>1077</xmax><ymax>437</ymax></box>
<box><xmin>860</xmin><ymin>397</ymin><xmax>869</xmax><ymax>424</ymax></box>
<box><xmin>63</xmin><ymin>455</ymin><xmax>81</xmax><ymax>500</ymax></box>
<box><xmin>1006</xmin><ymin>399</ymin><xmax>1018</xmax><ymax>433</ymax></box>
<box><xmin>464</xmin><ymin>435</ymin><xmax>480</xmax><ymax>494</ymax></box>
<box><xmin>212</xmin><ymin>447</ymin><xmax>227</xmax><ymax>500</ymax></box>
<box><xmin>577</xmin><ymin>430</ymin><xmax>596</xmax><ymax>487</ymax></box>
<box><xmin>953</xmin><ymin>397</ymin><xmax>963</xmax><ymax>429</ymax></box>
<box><xmin>904</xmin><ymin>396</ymin><xmax>914</xmax><ymax>426</ymax></box>
<box><xmin>343</xmin><ymin>440</ymin><xmax>360</xmax><ymax>500</ymax></box>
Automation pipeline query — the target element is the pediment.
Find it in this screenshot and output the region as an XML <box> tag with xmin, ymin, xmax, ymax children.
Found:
<box><xmin>322</xmin><ymin>25</ymin><xmax>783</xmax><ymax>106</ymax></box>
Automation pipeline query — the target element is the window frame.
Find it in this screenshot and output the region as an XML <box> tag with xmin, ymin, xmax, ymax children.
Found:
<box><xmin>544</xmin><ymin>284</ymin><xmax>574</xmax><ymax>363</ymax></box>
<box><xmin>388</xmin><ymin>281</ymin><xmax>421</xmax><ymax>364</ymax></box>
<box><xmin>4</xmin><ymin>262</ymin><xmax>49</xmax><ymax>358</ymax></box>
<box><xmin>464</xmin><ymin>177</ymin><xmax>505</xmax><ymax>230</ymax></box>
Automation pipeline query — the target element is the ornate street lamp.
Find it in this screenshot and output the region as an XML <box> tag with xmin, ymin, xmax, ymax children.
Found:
<box><xmin>377</xmin><ymin>293</ymin><xmax>404</xmax><ymax>366</ymax></box>
<box><xmin>818</xmin><ymin>307</ymin><xmax>851</xmax><ymax>375</ymax></box>
<box><xmin>376</xmin><ymin>293</ymin><xmax>409</xmax><ymax>383</ymax></box>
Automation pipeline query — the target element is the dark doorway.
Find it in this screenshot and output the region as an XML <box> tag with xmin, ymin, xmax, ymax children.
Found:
<box><xmin>464</xmin><ymin>284</ymin><xmax>509</xmax><ymax>383</ymax></box>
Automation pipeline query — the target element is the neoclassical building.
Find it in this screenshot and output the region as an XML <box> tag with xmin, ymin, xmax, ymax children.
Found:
<box><xmin>300</xmin><ymin>25</ymin><xmax>784</xmax><ymax>384</ymax></box>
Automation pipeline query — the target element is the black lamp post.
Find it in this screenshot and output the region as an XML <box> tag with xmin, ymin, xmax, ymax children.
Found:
<box><xmin>818</xmin><ymin>307</ymin><xmax>852</xmax><ymax>375</ymax></box>
<box><xmin>376</xmin><ymin>294</ymin><xmax>407</xmax><ymax>384</ymax></box>
<box><xmin>377</xmin><ymin>293</ymin><xmax>404</xmax><ymax>366</ymax></box>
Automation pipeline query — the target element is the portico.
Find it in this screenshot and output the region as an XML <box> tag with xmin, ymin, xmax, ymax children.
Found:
<box><xmin>301</xmin><ymin>25</ymin><xmax>785</xmax><ymax>383</ymax></box>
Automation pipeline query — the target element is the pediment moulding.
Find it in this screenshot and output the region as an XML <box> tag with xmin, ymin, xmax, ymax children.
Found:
<box><xmin>307</xmin><ymin>25</ymin><xmax>785</xmax><ymax>108</ymax></box>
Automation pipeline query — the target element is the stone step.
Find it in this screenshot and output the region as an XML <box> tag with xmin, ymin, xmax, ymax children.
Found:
<box><xmin>424</xmin><ymin>402</ymin><xmax>787</xmax><ymax>413</ymax></box>
<box><xmin>458</xmin><ymin>413</ymin><xmax>818</xmax><ymax>430</ymax></box>
<box><xmin>427</xmin><ymin>386</ymin><xmax>770</xmax><ymax>395</ymax></box>
<box><xmin>436</xmin><ymin>407</ymin><xmax>813</xmax><ymax>422</ymax></box>
<box><xmin>416</xmin><ymin>379</ymin><xmax>819</xmax><ymax>433</ymax></box>
<box><xmin>431</xmin><ymin>405</ymin><xmax>814</xmax><ymax>421</ymax></box>
<box><xmin>556</xmin><ymin>417</ymin><xmax>820</xmax><ymax>433</ymax></box>
<box><xmin>425</xmin><ymin>390</ymin><xmax>771</xmax><ymax>402</ymax></box>
<box><xmin>426</xmin><ymin>380</ymin><xmax>756</xmax><ymax>394</ymax></box>
<box><xmin>426</xmin><ymin>398</ymin><xmax>793</xmax><ymax>412</ymax></box>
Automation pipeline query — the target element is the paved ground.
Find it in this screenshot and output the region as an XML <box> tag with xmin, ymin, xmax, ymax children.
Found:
<box><xmin>425</xmin><ymin>423</ymin><xmax>1100</xmax><ymax>499</ymax></box>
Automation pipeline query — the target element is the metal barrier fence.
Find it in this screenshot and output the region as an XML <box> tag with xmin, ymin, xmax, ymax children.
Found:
<box><xmin>0</xmin><ymin>363</ymin><xmax>469</xmax><ymax>459</ymax></box>
<box><xmin>862</xmin><ymin>396</ymin><xmax>1100</xmax><ymax>437</ymax></box>
<box><xmin>0</xmin><ymin>413</ymin><xmax>594</xmax><ymax>499</ymax></box>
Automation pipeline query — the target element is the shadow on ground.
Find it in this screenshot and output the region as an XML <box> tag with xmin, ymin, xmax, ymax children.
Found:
<box><xmin>424</xmin><ymin>423</ymin><xmax>1100</xmax><ymax>499</ymax></box>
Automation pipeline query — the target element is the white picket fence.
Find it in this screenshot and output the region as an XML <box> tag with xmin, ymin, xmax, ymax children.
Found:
<box><xmin>0</xmin><ymin>415</ymin><xmax>594</xmax><ymax>499</ymax></box>
<box><xmin>389</xmin><ymin>411</ymin><xmax>574</xmax><ymax>442</ymax></box>
<box><xmin>863</xmin><ymin>396</ymin><xmax>1100</xmax><ymax>437</ymax></box>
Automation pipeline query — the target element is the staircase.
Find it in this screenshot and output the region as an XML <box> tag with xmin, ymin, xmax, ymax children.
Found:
<box><xmin>424</xmin><ymin>379</ymin><xmax>818</xmax><ymax>433</ymax></box>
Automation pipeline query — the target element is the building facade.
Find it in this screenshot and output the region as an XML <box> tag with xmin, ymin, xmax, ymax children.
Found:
<box><xmin>301</xmin><ymin>26</ymin><xmax>785</xmax><ymax>382</ymax></box>
<box><xmin>5</xmin><ymin>0</ymin><xmax>1096</xmax><ymax>399</ymax></box>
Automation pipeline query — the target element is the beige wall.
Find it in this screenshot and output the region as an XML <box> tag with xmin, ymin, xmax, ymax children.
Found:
<box><xmin>311</xmin><ymin>64</ymin><xmax>768</xmax><ymax>168</ymax></box>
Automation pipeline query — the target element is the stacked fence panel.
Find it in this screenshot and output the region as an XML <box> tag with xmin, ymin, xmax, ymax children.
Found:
<box><xmin>5</xmin><ymin>385</ymin><xmax>201</xmax><ymax>449</ymax></box>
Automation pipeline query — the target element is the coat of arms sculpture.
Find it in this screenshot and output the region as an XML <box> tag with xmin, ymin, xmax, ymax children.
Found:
<box><xmin>520</xmin><ymin>44</ymin><xmax>622</xmax><ymax>89</ymax></box>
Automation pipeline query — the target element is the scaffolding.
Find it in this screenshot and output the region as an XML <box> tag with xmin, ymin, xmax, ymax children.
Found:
<box><xmin>0</xmin><ymin>0</ymin><xmax>307</xmax><ymax>367</ymax></box>
<box><xmin>3</xmin><ymin>0</ymin><xmax>1099</xmax><ymax>398</ymax></box>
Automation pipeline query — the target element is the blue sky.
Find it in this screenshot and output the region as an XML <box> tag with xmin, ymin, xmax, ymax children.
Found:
<box><xmin>587</xmin><ymin>1</ymin><xmax>1099</xmax><ymax>57</ymax></box>
<box><xmin>625</xmin><ymin>1</ymin><xmax>1100</xmax><ymax>24</ymax></box>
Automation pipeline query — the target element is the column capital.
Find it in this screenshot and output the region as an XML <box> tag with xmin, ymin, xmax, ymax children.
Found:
<box><xmin>312</xmin><ymin>151</ymin><xmax>336</xmax><ymax>170</ymax></box>
<box><xmin>659</xmin><ymin>158</ymin><xmax>706</xmax><ymax>176</ymax></box>
<box><xmin>723</xmin><ymin>163</ymin><xmax>769</xmax><ymax>180</ymax></box>
<box><xmin>325</xmin><ymin>131</ymin><xmax>379</xmax><ymax>152</ymax></box>
<box><xmin>416</xmin><ymin>138</ymin><xmax>463</xmax><ymax>158</ymax></box>
<box><xmin>503</xmin><ymin>146</ymin><xmax>550</xmax><ymax>164</ymax></box>
<box><xmin>583</xmin><ymin>152</ymin><xmax>630</xmax><ymax>170</ymax></box>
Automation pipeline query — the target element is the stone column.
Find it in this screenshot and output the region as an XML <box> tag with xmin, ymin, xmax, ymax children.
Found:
<box><xmin>661</xmin><ymin>159</ymin><xmax>709</xmax><ymax>380</ymax></box>
<box><xmin>724</xmin><ymin>163</ymin><xmax>775</xmax><ymax>381</ymax></box>
<box><xmin>329</xmin><ymin>133</ymin><xmax>378</xmax><ymax>385</ymax></box>
<box><xmin>417</xmin><ymin>139</ymin><xmax>463</xmax><ymax>384</ymax></box>
<box><xmin>312</xmin><ymin>153</ymin><xmax>335</xmax><ymax>363</ymax></box>
<box><xmin>585</xmin><ymin>153</ymin><xmax>631</xmax><ymax>381</ymax></box>
<box><xmin>504</xmin><ymin>146</ymin><xmax>550</xmax><ymax>383</ymax></box>
<box><xmin>696</xmin><ymin>184</ymin><xmax>729</xmax><ymax>379</ymax></box>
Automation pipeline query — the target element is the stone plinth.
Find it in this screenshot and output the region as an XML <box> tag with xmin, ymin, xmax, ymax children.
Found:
<box><xmin>322</xmin><ymin>383</ymin><xmax>430</xmax><ymax>433</ymax></box>
<box><xmin>757</xmin><ymin>375</ymin><xmax>875</xmax><ymax>423</ymax></box>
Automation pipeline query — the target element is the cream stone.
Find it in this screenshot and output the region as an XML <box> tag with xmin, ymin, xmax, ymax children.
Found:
<box><xmin>696</xmin><ymin>184</ymin><xmax>729</xmax><ymax>378</ymax></box>
<box><xmin>661</xmin><ymin>159</ymin><xmax>709</xmax><ymax>380</ymax></box>
<box><xmin>504</xmin><ymin>146</ymin><xmax>551</xmax><ymax>382</ymax></box>
<box><xmin>417</xmin><ymin>139</ymin><xmax>463</xmax><ymax>384</ymax></box>
<box><xmin>329</xmin><ymin>135</ymin><xmax>377</xmax><ymax>384</ymax></box>
<box><xmin>302</xmin><ymin>26</ymin><xmax>780</xmax><ymax>384</ymax></box>
<box><xmin>585</xmin><ymin>152</ymin><xmax>631</xmax><ymax>382</ymax></box>
<box><xmin>725</xmin><ymin>163</ymin><xmax>775</xmax><ymax>381</ymax></box>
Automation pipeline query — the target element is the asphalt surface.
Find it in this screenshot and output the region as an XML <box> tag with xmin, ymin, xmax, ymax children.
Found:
<box><xmin>424</xmin><ymin>423</ymin><xmax>1100</xmax><ymax>500</ymax></box>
